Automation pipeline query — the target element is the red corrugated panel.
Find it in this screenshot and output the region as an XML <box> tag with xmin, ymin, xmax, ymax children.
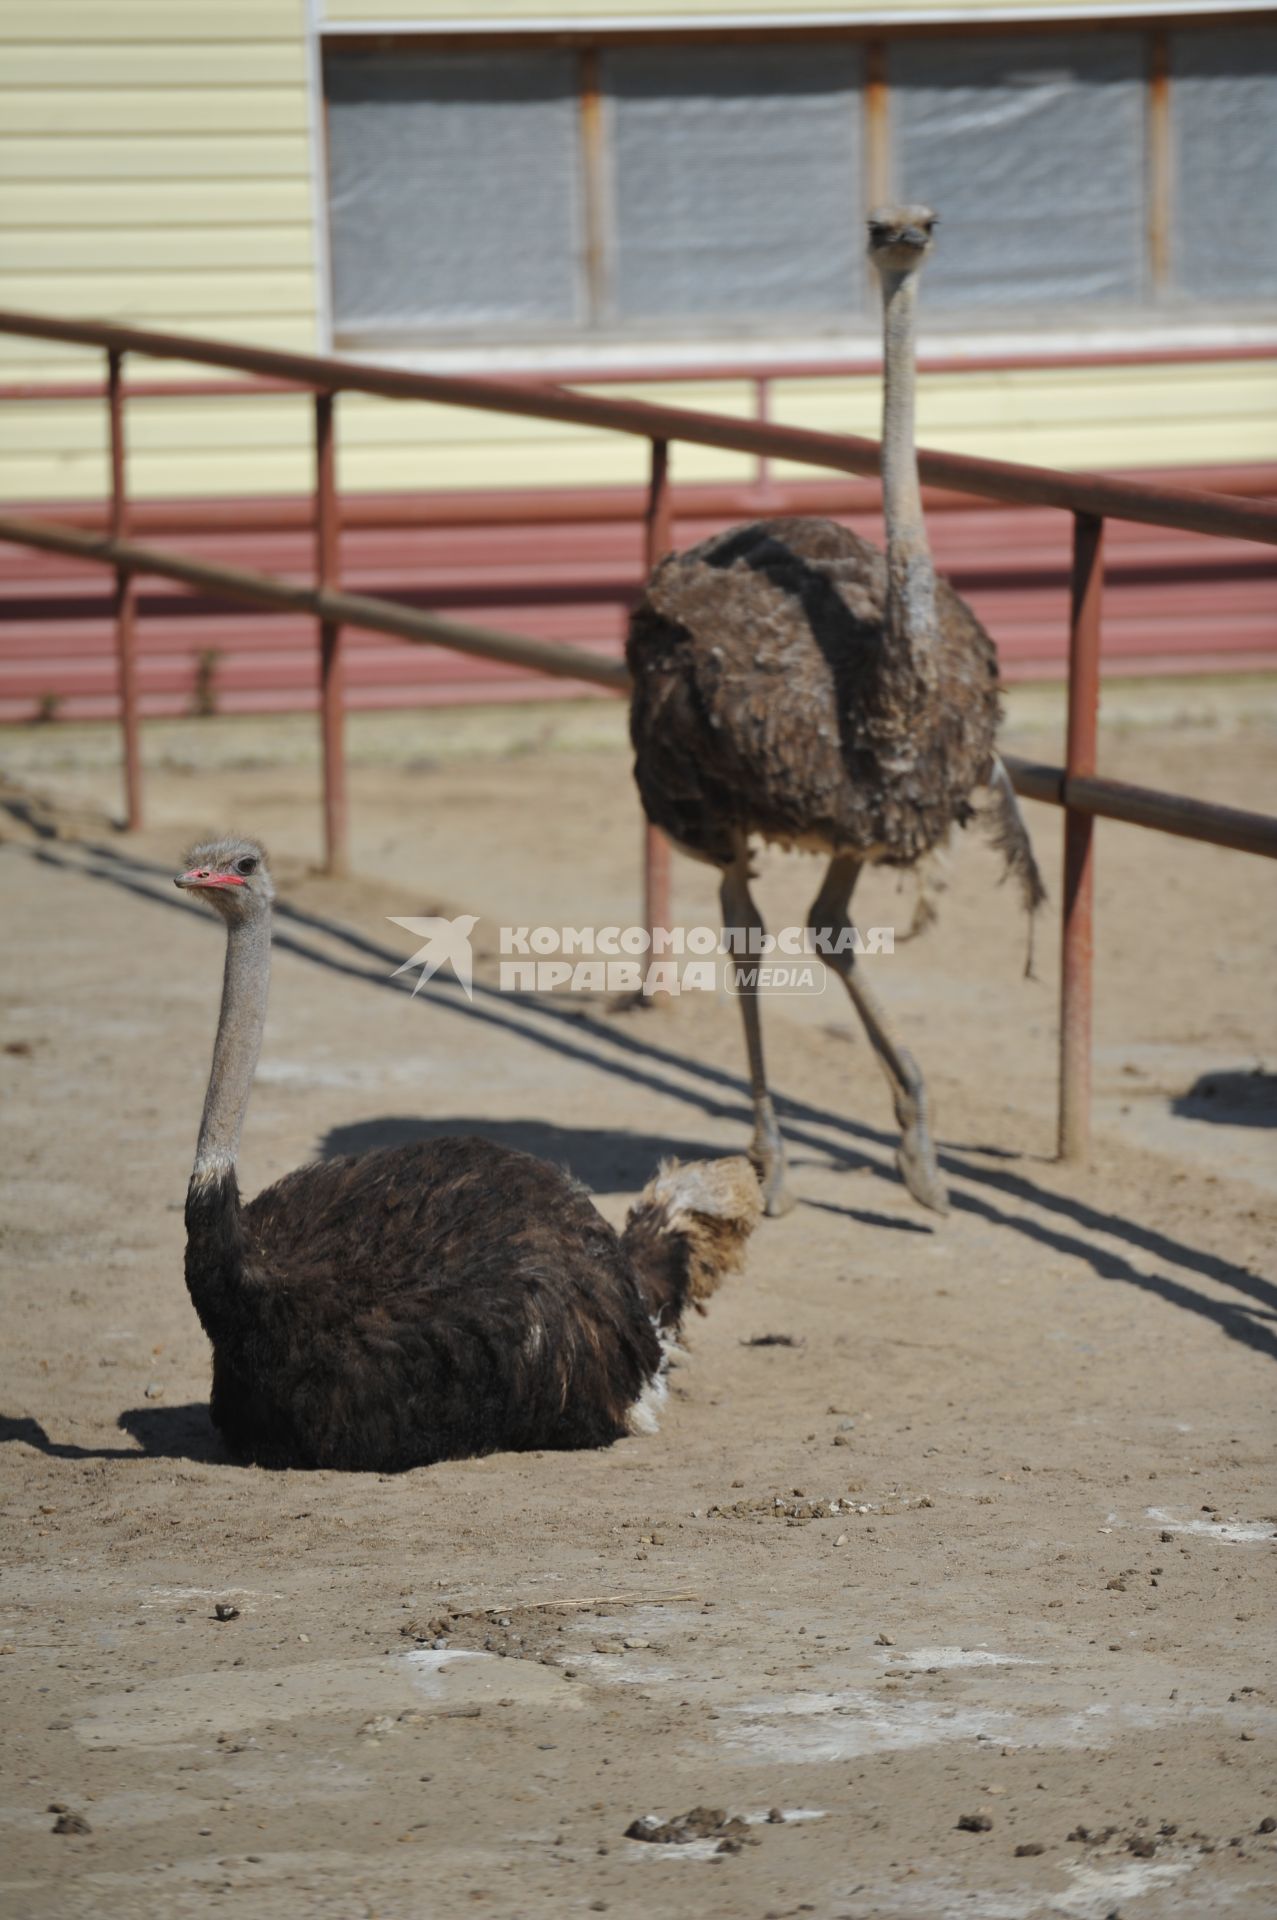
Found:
<box><xmin>1</xmin><ymin>468</ymin><xmax>1273</xmax><ymax>723</ymax></box>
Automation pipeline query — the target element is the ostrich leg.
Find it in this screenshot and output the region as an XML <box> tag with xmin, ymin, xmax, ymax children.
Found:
<box><xmin>808</xmin><ymin>853</ymin><xmax>949</xmax><ymax>1214</ymax></box>
<box><xmin>720</xmin><ymin>856</ymin><xmax>793</xmax><ymax>1218</ymax></box>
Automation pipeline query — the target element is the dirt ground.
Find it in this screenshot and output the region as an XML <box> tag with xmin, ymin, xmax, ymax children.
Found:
<box><xmin>1</xmin><ymin>681</ymin><xmax>1274</xmax><ymax>1920</ymax></box>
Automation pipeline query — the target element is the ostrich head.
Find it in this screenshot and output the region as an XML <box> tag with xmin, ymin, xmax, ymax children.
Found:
<box><xmin>175</xmin><ymin>836</ymin><xmax>274</xmax><ymax>922</ymax></box>
<box><xmin>867</xmin><ymin>204</ymin><xmax>937</xmax><ymax>274</ymax></box>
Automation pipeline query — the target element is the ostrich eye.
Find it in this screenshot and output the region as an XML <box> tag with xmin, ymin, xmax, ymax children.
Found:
<box><xmin>237</xmin><ymin>856</ymin><xmax>258</xmax><ymax>876</ymax></box>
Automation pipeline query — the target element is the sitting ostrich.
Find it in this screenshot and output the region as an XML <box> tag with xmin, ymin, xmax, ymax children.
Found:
<box><xmin>175</xmin><ymin>837</ymin><xmax>759</xmax><ymax>1471</ymax></box>
<box><xmin>627</xmin><ymin>206</ymin><xmax>1043</xmax><ymax>1216</ymax></box>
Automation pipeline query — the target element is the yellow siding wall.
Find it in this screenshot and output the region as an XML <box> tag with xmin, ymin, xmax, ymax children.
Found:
<box><xmin>1</xmin><ymin>1</ymin><xmax>1274</xmax><ymax>506</ymax></box>
<box><xmin>7</xmin><ymin>365</ymin><xmax>1277</xmax><ymax>507</ymax></box>
<box><xmin>0</xmin><ymin>1</ymin><xmax>316</xmax><ymax>374</ymax></box>
<box><xmin>0</xmin><ymin>0</ymin><xmax>319</xmax><ymax>501</ymax></box>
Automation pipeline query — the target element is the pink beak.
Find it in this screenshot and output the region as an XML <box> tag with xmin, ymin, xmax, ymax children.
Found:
<box><xmin>175</xmin><ymin>867</ymin><xmax>246</xmax><ymax>891</ymax></box>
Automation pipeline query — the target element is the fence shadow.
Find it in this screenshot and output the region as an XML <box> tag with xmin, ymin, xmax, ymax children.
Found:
<box><xmin>10</xmin><ymin>826</ymin><xmax>1276</xmax><ymax>1365</ymax></box>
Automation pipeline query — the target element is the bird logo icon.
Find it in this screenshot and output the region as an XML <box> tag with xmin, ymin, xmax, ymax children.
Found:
<box><xmin>387</xmin><ymin>914</ymin><xmax>479</xmax><ymax>1002</ymax></box>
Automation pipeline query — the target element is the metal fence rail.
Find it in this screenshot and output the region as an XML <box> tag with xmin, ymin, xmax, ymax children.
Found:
<box><xmin>6</xmin><ymin>308</ymin><xmax>1277</xmax><ymax>547</ymax></box>
<box><xmin>0</xmin><ymin>512</ymin><xmax>632</xmax><ymax>690</ymax></box>
<box><xmin>2</xmin><ymin>305</ymin><xmax>1275</xmax><ymax>1168</ymax></box>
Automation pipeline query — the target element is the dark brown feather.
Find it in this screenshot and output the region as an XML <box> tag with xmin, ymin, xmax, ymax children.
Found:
<box><xmin>183</xmin><ymin>1140</ymin><xmax>757</xmax><ymax>1472</ymax></box>
<box><xmin>627</xmin><ymin>517</ymin><xmax>1003</xmax><ymax>869</ymax></box>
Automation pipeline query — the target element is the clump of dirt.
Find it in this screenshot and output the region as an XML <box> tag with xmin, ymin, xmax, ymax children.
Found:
<box><xmin>400</xmin><ymin>1595</ymin><xmax>692</xmax><ymax>1665</ymax></box>
<box><xmin>50</xmin><ymin>1812</ymin><xmax>91</xmax><ymax>1837</ymax></box>
<box><xmin>625</xmin><ymin>1807</ymin><xmax>759</xmax><ymax>1853</ymax></box>
<box><xmin>402</xmin><ymin>1604</ymin><xmax>544</xmax><ymax>1662</ymax></box>
<box><xmin>715</xmin><ymin>1493</ymin><xmax>830</xmax><ymax>1522</ymax></box>
<box><xmin>705</xmin><ymin>1488</ymin><xmax>933</xmax><ymax>1523</ymax></box>
<box><xmin>403</xmin><ymin>1612</ymin><xmax>458</xmax><ymax>1644</ymax></box>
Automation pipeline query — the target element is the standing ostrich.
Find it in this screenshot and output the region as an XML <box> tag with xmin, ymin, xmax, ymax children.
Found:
<box><xmin>627</xmin><ymin>205</ymin><xmax>1043</xmax><ymax>1216</ymax></box>
<box><xmin>174</xmin><ymin>837</ymin><xmax>759</xmax><ymax>1471</ymax></box>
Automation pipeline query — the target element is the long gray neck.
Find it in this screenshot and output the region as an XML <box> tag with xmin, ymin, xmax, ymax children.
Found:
<box><xmin>191</xmin><ymin>910</ymin><xmax>271</xmax><ymax>1188</ymax></box>
<box><xmin>878</xmin><ymin>265</ymin><xmax>939</xmax><ymax>665</ymax></box>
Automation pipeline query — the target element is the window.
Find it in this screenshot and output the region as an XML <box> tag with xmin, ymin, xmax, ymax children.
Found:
<box><xmin>1171</xmin><ymin>27</ymin><xmax>1277</xmax><ymax>302</ymax></box>
<box><xmin>326</xmin><ymin>43</ymin><xmax>861</xmax><ymax>345</ymax></box>
<box><xmin>321</xmin><ymin>21</ymin><xmax>1277</xmax><ymax>349</ymax></box>
<box><xmin>893</xmin><ymin>35</ymin><xmax>1146</xmax><ymax>311</ymax></box>
<box><xmin>605</xmin><ymin>47</ymin><xmax>862</xmax><ymax>331</ymax></box>
<box><xmin>327</xmin><ymin>52</ymin><xmax>583</xmax><ymax>337</ymax></box>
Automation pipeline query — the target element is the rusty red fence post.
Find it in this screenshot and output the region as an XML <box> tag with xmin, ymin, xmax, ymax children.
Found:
<box><xmin>314</xmin><ymin>390</ymin><xmax>347</xmax><ymax>876</ymax></box>
<box><xmin>1058</xmin><ymin>511</ymin><xmax>1105</xmax><ymax>1163</ymax></box>
<box><xmin>754</xmin><ymin>374</ymin><xmax>772</xmax><ymax>503</ymax></box>
<box><xmin>642</xmin><ymin>439</ymin><xmax>673</xmax><ymax>958</ymax></box>
<box><xmin>106</xmin><ymin>349</ymin><xmax>142</xmax><ymax>830</ymax></box>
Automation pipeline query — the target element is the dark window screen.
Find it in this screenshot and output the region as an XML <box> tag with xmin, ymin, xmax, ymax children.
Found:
<box><xmin>892</xmin><ymin>34</ymin><xmax>1146</xmax><ymax>311</ymax></box>
<box><xmin>327</xmin><ymin>51</ymin><xmax>583</xmax><ymax>335</ymax></box>
<box><xmin>1172</xmin><ymin>28</ymin><xmax>1277</xmax><ymax>301</ymax></box>
<box><xmin>603</xmin><ymin>45</ymin><xmax>863</xmax><ymax>329</ymax></box>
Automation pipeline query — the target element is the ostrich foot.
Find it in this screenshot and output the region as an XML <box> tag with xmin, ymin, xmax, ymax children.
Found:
<box><xmin>896</xmin><ymin>1126</ymin><xmax>949</xmax><ymax>1214</ymax></box>
<box><xmin>893</xmin><ymin>1060</ymin><xmax>949</xmax><ymax>1214</ymax></box>
<box><xmin>751</xmin><ymin>1150</ymin><xmax>796</xmax><ymax>1218</ymax></box>
<box><xmin>749</xmin><ymin>1106</ymin><xmax>794</xmax><ymax>1217</ymax></box>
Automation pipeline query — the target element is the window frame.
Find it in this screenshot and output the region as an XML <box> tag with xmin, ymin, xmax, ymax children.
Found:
<box><xmin>313</xmin><ymin>11</ymin><xmax>1277</xmax><ymax>362</ymax></box>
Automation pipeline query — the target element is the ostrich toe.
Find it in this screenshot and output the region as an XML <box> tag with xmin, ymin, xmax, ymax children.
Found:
<box><xmin>748</xmin><ymin>1107</ymin><xmax>794</xmax><ymax>1217</ymax></box>
<box><xmin>754</xmin><ymin>1157</ymin><xmax>796</xmax><ymax>1219</ymax></box>
<box><xmin>896</xmin><ymin>1129</ymin><xmax>950</xmax><ymax>1214</ymax></box>
<box><xmin>884</xmin><ymin>1049</ymin><xmax>949</xmax><ymax>1214</ymax></box>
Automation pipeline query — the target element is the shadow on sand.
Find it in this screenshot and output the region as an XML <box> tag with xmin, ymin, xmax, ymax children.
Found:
<box><xmin>0</xmin><ymin>1405</ymin><xmax>228</xmax><ymax>1467</ymax></box>
<box><xmin>321</xmin><ymin>1114</ymin><xmax>745</xmax><ymax>1194</ymax></box>
<box><xmin>1172</xmin><ymin>1069</ymin><xmax>1277</xmax><ymax>1131</ymax></box>
<box><xmin>8</xmin><ymin>818</ymin><xmax>1276</xmax><ymax>1365</ymax></box>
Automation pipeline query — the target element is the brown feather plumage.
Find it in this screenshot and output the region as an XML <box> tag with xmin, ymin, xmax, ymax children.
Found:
<box><xmin>175</xmin><ymin>837</ymin><xmax>762</xmax><ymax>1472</ymax></box>
<box><xmin>628</xmin><ymin>516</ymin><xmax>1002</xmax><ymax>869</ymax></box>
<box><xmin>187</xmin><ymin>1139</ymin><xmax>760</xmax><ymax>1473</ymax></box>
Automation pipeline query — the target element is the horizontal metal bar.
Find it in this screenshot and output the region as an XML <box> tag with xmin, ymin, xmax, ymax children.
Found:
<box><xmin>8</xmin><ymin>468</ymin><xmax>1277</xmax><ymax>543</ymax></box>
<box><xmin>0</xmin><ymin>375</ymin><xmax>313</xmax><ymax>403</ymax></box>
<box><xmin>8</xmin><ymin>340</ymin><xmax>1270</xmax><ymax>405</ymax></box>
<box><xmin>1003</xmin><ymin>757</ymin><xmax>1066</xmax><ymax>807</ymax></box>
<box><xmin>1</xmin><ymin>513</ymin><xmax>1270</xmax><ymax>859</ymax></box>
<box><xmin>1002</xmin><ymin>754</ymin><xmax>1277</xmax><ymax>859</ymax></box>
<box><xmin>485</xmin><ymin>342</ymin><xmax>1277</xmax><ymax>381</ymax></box>
<box><xmin>2</xmin><ymin>307</ymin><xmax>1275</xmax><ymax>547</ymax></box>
<box><xmin>0</xmin><ymin>513</ymin><xmax>629</xmax><ymax>693</ymax></box>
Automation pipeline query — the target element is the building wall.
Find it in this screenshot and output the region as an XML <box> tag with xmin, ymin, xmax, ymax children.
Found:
<box><xmin>321</xmin><ymin>1</ymin><xmax>1156</xmax><ymax>18</ymax></box>
<box><xmin>4</xmin><ymin>364</ymin><xmax>1277</xmax><ymax>508</ymax></box>
<box><xmin>0</xmin><ymin>1</ymin><xmax>317</xmax><ymax>370</ymax></box>
<box><xmin>1</xmin><ymin>0</ymin><xmax>1274</xmax><ymax>507</ymax></box>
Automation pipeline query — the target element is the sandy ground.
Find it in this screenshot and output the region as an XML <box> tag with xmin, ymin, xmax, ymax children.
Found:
<box><xmin>1</xmin><ymin>682</ymin><xmax>1275</xmax><ymax>1920</ymax></box>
